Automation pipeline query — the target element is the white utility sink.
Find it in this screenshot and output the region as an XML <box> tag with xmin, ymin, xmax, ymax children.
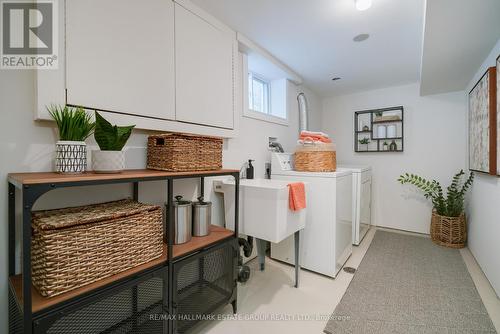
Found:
<box><xmin>214</xmin><ymin>178</ymin><xmax>306</xmax><ymax>243</ymax></box>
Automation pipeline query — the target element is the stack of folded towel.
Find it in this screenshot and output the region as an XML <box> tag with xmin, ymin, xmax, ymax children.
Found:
<box><xmin>298</xmin><ymin>131</ymin><xmax>331</xmax><ymax>144</ymax></box>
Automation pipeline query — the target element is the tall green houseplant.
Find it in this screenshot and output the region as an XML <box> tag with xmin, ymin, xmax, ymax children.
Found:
<box><xmin>398</xmin><ymin>170</ymin><xmax>474</xmax><ymax>217</ymax></box>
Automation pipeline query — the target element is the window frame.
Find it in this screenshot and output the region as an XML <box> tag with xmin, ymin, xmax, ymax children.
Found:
<box><xmin>242</xmin><ymin>54</ymin><xmax>289</xmax><ymax>126</ymax></box>
<box><xmin>248</xmin><ymin>72</ymin><xmax>271</xmax><ymax>115</ymax></box>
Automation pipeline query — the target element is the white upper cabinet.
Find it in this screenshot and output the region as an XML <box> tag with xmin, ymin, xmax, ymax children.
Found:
<box><xmin>174</xmin><ymin>3</ymin><xmax>236</xmax><ymax>129</ymax></box>
<box><xmin>66</xmin><ymin>0</ymin><xmax>175</xmax><ymax>120</ymax></box>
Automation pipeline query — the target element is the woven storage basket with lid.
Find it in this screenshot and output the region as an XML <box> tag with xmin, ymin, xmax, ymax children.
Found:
<box><xmin>31</xmin><ymin>199</ymin><xmax>163</xmax><ymax>297</ymax></box>
<box><xmin>147</xmin><ymin>133</ymin><xmax>223</xmax><ymax>172</ymax></box>
<box><xmin>294</xmin><ymin>142</ymin><xmax>337</xmax><ymax>172</ymax></box>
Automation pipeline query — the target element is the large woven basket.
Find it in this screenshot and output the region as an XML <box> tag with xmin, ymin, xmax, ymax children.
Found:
<box><xmin>294</xmin><ymin>143</ymin><xmax>336</xmax><ymax>172</ymax></box>
<box><xmin>31</xmin><ymin>199</ymin><xmax>163</xmax><ymax>297</ymax></box>
<box><xmin>147</xmin><ymin>133</ymin><xmax>223</xmax><ymax>172</ymax></box>
<box><xmin>430</xmin><ymin>210</ymin><xmax>466</xmax><ymax>249</ymax></box>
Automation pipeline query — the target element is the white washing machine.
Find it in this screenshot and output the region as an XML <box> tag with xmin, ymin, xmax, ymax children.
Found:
<box><xmin>270</xmin><ymin>153</ymin><xmax>353</xmax><ymax>278</ymax></box>
<box><xmin>338</xmin><ymin>165</ymin><xmax>372</xmax><ymax>246</ymax></box>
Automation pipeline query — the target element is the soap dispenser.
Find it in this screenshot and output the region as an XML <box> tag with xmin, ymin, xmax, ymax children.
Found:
<box><xmin>246</xmin><ymin>160</ymin><xmax>255</xmax><ymax>179</ymax></box>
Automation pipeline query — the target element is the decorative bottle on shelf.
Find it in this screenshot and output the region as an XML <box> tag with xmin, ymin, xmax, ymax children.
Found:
<box><xmin>389</xmin><ymin>140</ymin><xmax>398</xmax><ymax>151</ymax></box>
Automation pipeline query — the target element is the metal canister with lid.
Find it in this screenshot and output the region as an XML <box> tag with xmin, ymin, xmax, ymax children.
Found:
<box><xmin>192</xmin><ymin>196</ymin><xmax>211</xmax><ymax>237</ymax></box>
<box><xmin>170</xmin><ymin>195</ymin><xmax>192</xmax><ymax>244</ymax></box>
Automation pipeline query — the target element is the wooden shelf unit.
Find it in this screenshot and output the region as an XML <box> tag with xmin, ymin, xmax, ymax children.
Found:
<box><xmin>7</xmin><ymin>168</ymin><xmax>240</xmax><ymax>334</ymax></box>
<box><xmin>9</xmin><ymin>224</ymin><xmax>234</xmax><ymax>314</ymax></box>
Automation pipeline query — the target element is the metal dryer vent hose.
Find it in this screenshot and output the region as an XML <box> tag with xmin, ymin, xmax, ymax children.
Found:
<box><xmin>297</xmin><ymin>92</ymin><xmax>309</xmax><ymax>134</ymax></box>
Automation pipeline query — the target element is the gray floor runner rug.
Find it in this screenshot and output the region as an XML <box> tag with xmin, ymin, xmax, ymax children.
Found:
<box><xmin>324</xmin><ymin>231</ymin><xmax>497</xmax><ymax>334</ymax></box>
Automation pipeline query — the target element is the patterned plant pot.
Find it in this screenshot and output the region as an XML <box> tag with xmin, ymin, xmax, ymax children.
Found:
<box><xmin>55</xmin><ymin>141</ymin><xmax>87</xmax><ymax>174</ymax></box>
<box><xmin>92</xmin><ymin>150</ymin><xmax>125</xmax><ymax>173</ymax></box>
<box><xmin>430</xmin><ymin>210</ymin><xmax>466</xmax><ymax>249</ymax></box>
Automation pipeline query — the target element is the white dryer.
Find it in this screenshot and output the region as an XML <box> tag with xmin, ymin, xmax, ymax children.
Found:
<box><xmin>338</xmin><ymin>165</ymin><xmax>372</xmax><ymax>246</ymax></box>
<box><xmin>270</xmin><ymin>153</ymin><xmax>353</xmax><ymax>278</ymax></box>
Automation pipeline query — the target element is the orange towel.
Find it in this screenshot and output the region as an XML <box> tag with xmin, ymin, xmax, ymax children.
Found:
<box><xmin>288</xmin><ymin>182</ymin><xmax>306</xmax><ymax>211</ymax></box>
<box><xmin>299</xmin><ymin>134</ymin><xmax>332</xmax><ymax>143</ymax></box>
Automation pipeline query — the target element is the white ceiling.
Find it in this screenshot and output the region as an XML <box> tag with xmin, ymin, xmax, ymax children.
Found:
<box><xmin>191</xmin><ymin>0</ymin><xmax>425</xmax><ymax>97</ymax></box>
<box><xmin>420</xmin><ymin>0</ymin><xmax>500</xmax><ymax>96</ymax></box>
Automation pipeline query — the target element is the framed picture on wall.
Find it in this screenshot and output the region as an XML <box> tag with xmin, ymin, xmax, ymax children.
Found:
<box><xmin>497</xmin><ymin>55</ymin><xmax>500</xmax><ymax>175</ymax></box>
<box><xmin>469</xmin><ymin>67</ymin><xmax>497</xmax><ymax>175</ymax></box>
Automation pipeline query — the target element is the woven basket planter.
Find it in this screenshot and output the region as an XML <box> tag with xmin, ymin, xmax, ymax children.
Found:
<box><xmin>430</xmin><ymin>210</ymin><xmax>466</xmax><ymax>249</ymax></box>
<box><xmin>294</xmin><ymin>142</ymin><xmax>336</xmax><ymax>172</ymax></box>
<box><xmin>147</xmin><ymin>133</ymin><xmax>223</xmax><ymax>172</ymax></box>
<box><xmin>31</xmin><ymin>199</ymin><xmax>163</xmax><ymax>297</ymax></box>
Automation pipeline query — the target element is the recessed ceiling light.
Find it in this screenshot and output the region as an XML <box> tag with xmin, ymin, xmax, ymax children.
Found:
<box><xmin>353</xmin><ymin>33</ymin><xmax>370</xmax><ymax>42</ymax></box>
<box><xmin>331</xmin><ymin>77</ymin><xmax>341</xmax><ymax>81</ymax></box>
<box><xmin>355</xmin><ymin>0</ymin><xmax>372</xmax><ymax>11</ymax></box>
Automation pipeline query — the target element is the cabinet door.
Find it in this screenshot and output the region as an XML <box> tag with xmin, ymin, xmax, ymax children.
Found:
<box><xmin>66</xmin><ymin>0</ymin><xmax>175</xmax><ymax>120</ymax></box>
<box><xmin>175</xmin><ymin>4</ymin><xmax>235</xmax><ymax>129</ymax></box>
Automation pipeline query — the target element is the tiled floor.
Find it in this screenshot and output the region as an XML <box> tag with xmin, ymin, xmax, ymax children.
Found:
<box><xmin>193</xmin><ymin>228</ymin><xmax>500</xmax><ymax>334</ymax></box>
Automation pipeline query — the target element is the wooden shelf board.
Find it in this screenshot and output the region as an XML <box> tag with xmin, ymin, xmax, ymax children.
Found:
<box><xmin>8</xmin><ymin>169</ymin><xmax>239</xmax><ymax>186</ymax></box>
<box><xmin>372</xmin><ymin>119</ymin><xmax>402</xmax><ymax>124</ymax></box>
<box><xmin>372</xmin><ymin>137</ymin><xmax>403</xmax><ymax>140</ymax></box>
<box><xmin>173</xmin><ymin>225</ymin><xmax>234</xmax><ymax>259</ymax></box>
<box><xmin>10</xmin><ymin>244</ymin><xmax>167</xmax><ymax>314</ymax></box>
<box><xmin>9</xmin><ymin>225</ymin><xmax>234</xmax><ymax>314</ymax></box>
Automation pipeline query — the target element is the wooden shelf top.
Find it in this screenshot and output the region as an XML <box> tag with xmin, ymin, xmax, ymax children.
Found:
<box><xmin>10</xmin><ymin>225</ymin><xmax>234</xmax><ymax>314</ymax></box>
<box><xmin>8</xmin><ymin>169</ymin><xmax>239</xmax><ymax>187</ymax></box>
<box><xmin>173</xmin><ymin>225</ymin><xmax>234</xmax><ymax>259</ymax></box>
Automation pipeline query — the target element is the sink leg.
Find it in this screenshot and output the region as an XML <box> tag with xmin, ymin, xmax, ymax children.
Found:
<box><xmin>294</xmin><ymin>231</ymin><xmax>300</xmax><ymax>288</ymax></box>
<box><xmin>231</xmin><ymin>299</ymin><xmax>237</xmax><ymax>314</ymax></box>
<box><xmin>256</xmin><ymin>238</ymin><xmax>266</xmax><ymax>271</ymax></box>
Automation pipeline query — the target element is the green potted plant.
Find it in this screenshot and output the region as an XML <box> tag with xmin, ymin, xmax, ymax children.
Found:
<box><xmin>48</xmin><ymin>105</ymin><xmax>95</xmax><ymax>174</ymax></box>
<box><xmin>92</xmin><ymin>112</ymin><xmax>135</xmax><ymax>173</ymax></box>
<box><xmin>383</xmin><ymin>141</ymin><xmax>389</xmax><ymax>151</ymax></box>
<box><xmin>398</xmin><ymin>170</ymin><xmax>474</xmax><ymax>248</ymax></box>
<box><xmin>358</xmin><ymin>138</ymin><xmax>370</xmax><ymax>151</ymax></box>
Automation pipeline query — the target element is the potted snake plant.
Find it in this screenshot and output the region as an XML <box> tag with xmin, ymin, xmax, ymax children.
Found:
<box><xmin>398</xmin><ymin>170</ymin><xmax>474</xmax><ymax>248</ymax></box>
<box><xmin>92</xmin><ymin>112</ymin><xmax>135</xmax><ymax>173</ymax></box>
<box><xmin>48</xmin><ymin>105</ymin><xmax>95</xmax><ymax>174</ymax></box>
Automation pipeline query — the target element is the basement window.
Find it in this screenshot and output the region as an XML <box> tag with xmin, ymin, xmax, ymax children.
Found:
<box><xmin>248</xmin><ymin>72</ymin><xmax>270</xmax><ymax>115</ymax></box>
<box><xmin>242</xmin><ymin>53</ymin><xmax>289</xmax><ymax>126</ymax></box>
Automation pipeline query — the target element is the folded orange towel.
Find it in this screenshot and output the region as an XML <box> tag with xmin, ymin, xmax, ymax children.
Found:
<box><xmin>288</xmin><ymin>182</ymin><xmax>306</xmax><ymax>211</ymax></box>
<box><xmin>299</xmin><ymin>134</ymin><xmax>332</xmax><ymax>143</ymax></box>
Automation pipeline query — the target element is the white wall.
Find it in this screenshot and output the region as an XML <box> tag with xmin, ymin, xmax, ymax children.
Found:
<box><xmin>0</xmin><ymin>70</ymin><xmax>321</xmax><ymax>332</ymax></box>
<box><xmin>466</xmin><ymin>38</ymin><xmax>500</xmax><ymax>297</ymax></box>
<box><xmin>322</xmin><ymin>83</ymin><xmax>467</xmax><ymax>234</ymax></box>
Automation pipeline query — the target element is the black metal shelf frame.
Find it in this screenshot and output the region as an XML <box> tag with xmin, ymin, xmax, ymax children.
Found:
<box><xmin>354</xmin><ymin>106</ymin><xmax>404</xmax><ymax>153</ymax></box>
<box><xmin>8</xmin><ymin>170</ymin><xmax>240</xmax><ymax>334</ymax></box>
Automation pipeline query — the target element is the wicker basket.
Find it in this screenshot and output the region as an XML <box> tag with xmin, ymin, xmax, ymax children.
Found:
<box><xmin>430</xmin><ymin>210</ymin><xmax>466</xmax><ymax>249</ymax></box>
<box><xmin>147</xmin><ymin>133</ymin><xmax>223</xmax><ymax>172</ymax></box>
<box><xmin>294</xmin><ymin>143</ymin><xmax>336</xmax><ymax>172</ymax></box>
<box><xmin>31</xmin><ymin>199</ymin><xmax>163</xmax><ymax>297</ymax></box>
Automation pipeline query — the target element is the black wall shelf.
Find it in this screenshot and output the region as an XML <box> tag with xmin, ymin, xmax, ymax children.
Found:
<box><xmin>354</xmin><ymin>106</ymin><xmax>404</xmax><ymax>153</ymax></box>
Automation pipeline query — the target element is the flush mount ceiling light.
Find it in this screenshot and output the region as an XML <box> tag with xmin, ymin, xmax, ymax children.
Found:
<box><xmin>355</xmin><ymin>0</ymin><xmax>372</xmax><ymax>11</ymax></box>
<box><xmin>353</xmin><ymin>33</ymin><xmax>370</xmax><ymax>42</ymax></box>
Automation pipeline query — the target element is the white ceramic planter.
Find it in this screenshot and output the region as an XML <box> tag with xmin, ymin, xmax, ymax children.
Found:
<box><xmin>55</xmin><ymin>141</ymin><xmax>87</xmax><ymax>174</ymax></box>
<box><xmin>92</xmin><ymin>150</ymin><xmax>125</xmax><ymax>173</ymax></box>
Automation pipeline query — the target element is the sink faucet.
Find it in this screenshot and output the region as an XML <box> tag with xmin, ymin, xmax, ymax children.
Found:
<box><xmin>269</xmin><ymin>141</ymin><xmax>284</xmax><ymax>153</ymax></box>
